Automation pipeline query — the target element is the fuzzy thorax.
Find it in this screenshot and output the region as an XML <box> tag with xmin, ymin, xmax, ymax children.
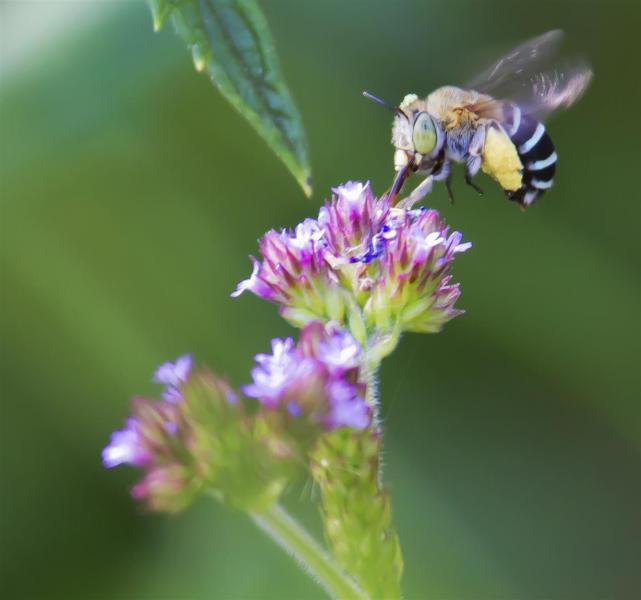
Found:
<box><xmin>425</xmin><ymin>85</ymin><xmax>491</xmax><ymax>125</ymax></box>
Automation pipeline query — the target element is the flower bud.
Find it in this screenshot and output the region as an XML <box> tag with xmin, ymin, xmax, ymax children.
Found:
<box><xmin>311</xmin><ymin>428</ymin><xmax>403</xmax><ymax>599</ymax></box>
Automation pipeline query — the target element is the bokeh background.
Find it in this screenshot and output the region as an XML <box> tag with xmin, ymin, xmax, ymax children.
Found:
<box><xmin>1</xmin><ymin>1</ymin><xmax>640</xmax><ymax>598</ymax></box>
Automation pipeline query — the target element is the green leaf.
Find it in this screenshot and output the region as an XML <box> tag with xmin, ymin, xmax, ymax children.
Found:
<box><xmin>149</xmin><ymin>0</ymin><xmax>312</xmax><ymax>196</ymax></box>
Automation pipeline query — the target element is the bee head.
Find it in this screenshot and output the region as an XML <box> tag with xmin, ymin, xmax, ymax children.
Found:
<box><xmin>392</xmin><ymin>109</ymin><xmax>443</xmax><ymax>171</ymax></box>
<box><xmin>363</xmin><ymin>91</ymin><xmax>443</xmax><ymax>170</ymax></box>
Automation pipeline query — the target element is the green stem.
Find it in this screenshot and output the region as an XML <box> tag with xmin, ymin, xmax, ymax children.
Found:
<box><xmin>249</xmin><ymin>503</ymin><xmax>368</xmax><ymax>600</ymax></box>
<box><xmin>363</xmin><ymin>366</ymin><xmax>385</xmax><ymax>487</ymax></box>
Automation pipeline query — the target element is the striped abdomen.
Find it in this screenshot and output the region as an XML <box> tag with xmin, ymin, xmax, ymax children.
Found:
<box><xmin>502</xmin><ymin>103</ymin><xmax>557</xmax><ymax>207</ymax></box>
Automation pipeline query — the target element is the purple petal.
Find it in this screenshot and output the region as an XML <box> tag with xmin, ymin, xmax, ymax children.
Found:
<box><xmin>325</xmin><ymin>380</ymin><xmax>369</xmax><ymax>430</ymax></box>
<box><xmin>290</xmin><ymin>219</ymin><xmax>325</xmax><ymax>250</ymax></box>
<box><xmin>454</xmin><ymin>241</ymin><xmax>473</xmax><ymax>253</ymax></box>
<box><xmin>102</xmin><ymin>418</ymin><xmax>149</xmax><ymax>468</ymax></box>
<box><xmin>242</xmin><ymin>337</ymin><xmax>303</xmax><ymax>405</ymax></box>
<box><xmin>153</xmin><ymin>354</ymin><xmax>192</xmax><ymax>387</ymax></box>
<box><xmin>231</xmin><ymin>258</ymin><xmax>262</xmax><ymax>298</ymax></box>
<box><xmin>318</xmin><ymin>329</ymin><xmax>361</xmax><ymax>371</ymax></box>
<box><xmin>331</xmin><ymin>181</ymin><xmax>370</xmax><ymax>205</ymax></box>
<box><xmin>161</xmin><ymin>386</ymin><xmax>183</xmax><ymax>403</ymax></box>
<box><xmin>287</xmin><ymin>400</ymin><xmax>302</xmax><ymax>417</ymax></box>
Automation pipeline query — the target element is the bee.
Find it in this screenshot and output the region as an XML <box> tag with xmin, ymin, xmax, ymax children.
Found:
<box><xmin>364</xmin><ymin>30</ymin><xmax>592</xmax><ymax>209</ymax></box>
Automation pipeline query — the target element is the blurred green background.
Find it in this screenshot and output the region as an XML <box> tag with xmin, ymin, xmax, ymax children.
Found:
<box><xmin>1</xmin><ymin>1</ymin><xmax>639</xmax><ymax>598</ymax></box>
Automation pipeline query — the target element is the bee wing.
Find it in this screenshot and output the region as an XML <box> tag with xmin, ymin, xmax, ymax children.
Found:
<box><xmin>466</xmin><ymin>30</ymin><xmax>593</xmax><ymax>121</ymax></box>
<box><xmin>467</xmin><ymin>30</ymin><xmax>565</xmax><ymax>94</ymax></box>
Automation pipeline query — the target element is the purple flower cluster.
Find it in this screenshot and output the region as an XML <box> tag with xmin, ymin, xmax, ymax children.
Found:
<box><xmin>103</xmin><ymin>355</ymin><xmax>192</xmax><ymax>469</ymax></box>
<box><xmin>103</xmin><ymin>330</ymin><xmax>370</xmax><ymax>510</ymax></box>
<box><xmin>104</xmin><ymin>180</ymin><xmax>474</xmax><ymax>521</ymax></box>
<box><xmin>104</xmin><ymin>394</ymin><xmax>196</xmax><ymax>512</ymax></box>
<box><xmin>369</xmin><ymin>206</ymin><xmax>472</xmax><ymax>333</ymax></box>
<box><xmin>233</xmin><ymin>181</ymin><xmax>470</xmax><ymax>337</ymax></box>
<box><xmin>232</xmin><ymin>219</ymin><xmax>329</xmax><ymax>303</ymax></box>
<box><xmin>244</xmin><ymin>322</ymin><xmax>370</xmax><ymax>431</ymax></box>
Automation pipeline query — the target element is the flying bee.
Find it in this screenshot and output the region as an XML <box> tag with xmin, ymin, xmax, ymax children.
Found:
<box><xmin>364</xmin><ymin>30</ymin><xmax>592</xmax><ymax>209</ymax></box>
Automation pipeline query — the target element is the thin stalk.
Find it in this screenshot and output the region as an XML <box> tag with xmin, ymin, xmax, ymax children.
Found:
<box><xmin>249</xmin><ymin>503</ymin><xmax>369</xmax><ymax>600</ymax></box>
<box><xmin>363</xmin><ymin>365</ymin><xmax>385</xmax><ymax>486</ymax></box>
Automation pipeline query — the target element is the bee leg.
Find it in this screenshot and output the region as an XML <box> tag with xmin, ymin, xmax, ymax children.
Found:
<box><xmin>464</xmin><ymin>167</ymin><xmax>484</xmax><ymax>195</ymax></box>
<box><xmin>432</xmin><ymin>159</ymin><xmax>454</xmax><ymax>203</ymax></box>
<box><xmin>469</xmin><ymin>125</ymin><xmax>486</xmax><ymax>158</ymax></box>
<box><xmin>386</xmin><ymin>162</ymin><xmax>413</xmax><ymax>206</ymax></box>
<box><xmin>464</xmin><ymin>126</ymin><xmax>486</xmax><ymax>195</ymax></box>
<box><xmin>445</xmin><ymin>174</ymin><xmax>456</xmax><ymax>204</ymax></box>
<box><xmin>397</xmin><ymin>175</ymin><xmax>433</xmax><ymax>210</ymax></box>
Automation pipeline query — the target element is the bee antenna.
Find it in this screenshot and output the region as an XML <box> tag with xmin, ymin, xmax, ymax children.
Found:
<box><xmin>362</xmin><ymin>91</ymin><xmax>396</xmax><ymax>112</ymax></box>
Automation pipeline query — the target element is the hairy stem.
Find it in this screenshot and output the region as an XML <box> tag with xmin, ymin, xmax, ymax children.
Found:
<box><xmin>364</xmin><ymin>366</ymin><xmax>380</xmax><ymax>422</ymax></box>
<box><xmin>249</xmin><ymin>503</ymin><xmax>369</xmax><ymax>600</ymax></box>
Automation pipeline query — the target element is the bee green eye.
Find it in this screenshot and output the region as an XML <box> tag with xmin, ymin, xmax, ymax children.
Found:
<box><xmin>412</xmin><ymin>112</ymin><xmax>437</xmax><ymax>155</ymax></box>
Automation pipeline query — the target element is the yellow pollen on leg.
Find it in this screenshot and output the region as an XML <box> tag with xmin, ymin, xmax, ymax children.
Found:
<box><xmin>481</xmin><ymin>126</ymin><xmax>523</xmax><ymax>191</ymax></box>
